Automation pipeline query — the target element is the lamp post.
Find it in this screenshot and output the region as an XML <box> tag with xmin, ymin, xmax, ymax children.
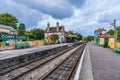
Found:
<box><xmin>110</xmin><ymin>19</ymin><xmax>117</xmax><ymax>48</ymax></box>
<box><xmin>114</xmin><ymin>19</ymin><xmax>117</xmax><ymax>48</ymax></box>
<box><xmin>13</xmin><ymin>31</ymin><xmax>16</xmax><ymax>48</ymax></box>
<box><xmin>35</xmin><ymin>28</ymin><xmax>37</xmax><ymax>47</ymax></box>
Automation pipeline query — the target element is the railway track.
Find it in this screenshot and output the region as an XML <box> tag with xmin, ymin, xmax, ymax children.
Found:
<box><xmin>0</xmin><ymin>43</ymin><xmax>84</xmax><ymax>80</ymax></box>
<box><xmin>40</xmin><ymin>43</ymin><xmax>85</xmax><ymax>80</ymax></box>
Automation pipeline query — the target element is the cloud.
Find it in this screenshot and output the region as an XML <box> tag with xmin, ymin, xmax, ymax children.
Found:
<box><xmin>13</xmin><ymin>0</ymin><xmax>75</xmax><ymax>19</ymax></box>
<box><xmin>0</xmin><ymin>0</ymin><xmax>120</xmax><ymax>36</ymax></box>
<box><xmin>13</xmin><ymin>0</ymin><xmax>86</xmax><ymax>19</ymax></box>
<box><xmin>68</xmin><ymin>0</ymin><xmax>85</xmax><ymax>8</ymax></box>
<box><xmin>98</xmin><ymin>8</ymin><xmax>120</xmax><ymax>23</ymax></box>
<box><xmin>37</xmin><ymin>8</ymin><xmax>98</xmax><ymax>36</ymax></box>
<box><xmin>0</xmin><ymin>0</ymin><xmax>45</xmax><ymax>29</ymax></box>
<box><xmin>37</xmin><ymin>0</ymin><xmax>120</xmax><ymax>36</ymax></box>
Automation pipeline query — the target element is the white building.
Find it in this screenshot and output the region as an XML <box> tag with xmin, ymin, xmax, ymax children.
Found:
<box><xmin>44</xmin><ymin>22</ymin><xmax>66</xmax><ymax>43</ymax></box>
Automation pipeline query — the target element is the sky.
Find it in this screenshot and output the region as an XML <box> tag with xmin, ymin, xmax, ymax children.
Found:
<box><xmin>0</xmin><ymin>0</ymin><xmax>120</xmax><ymax>36</ymax></box>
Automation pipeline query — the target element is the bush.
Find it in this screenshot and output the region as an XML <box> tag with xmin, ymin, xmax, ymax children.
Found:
<box><xmin>114</xmin><ymin>46</ymin><xmax>120</xmax><ymax>53</ymax></box>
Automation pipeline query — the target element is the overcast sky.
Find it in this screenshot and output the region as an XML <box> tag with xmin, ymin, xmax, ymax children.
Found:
<box><xmin>0</xmin><ymin>0</ymin><xmax>120</xmax><ymax>36</ymax></box>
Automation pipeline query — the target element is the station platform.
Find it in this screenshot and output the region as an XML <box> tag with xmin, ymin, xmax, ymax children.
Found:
<box><xmin>0</xmin><ymin>43</ymin><xmax>73</xmax><ymax>74</ymax></box>
<box><xmin>0</xmin><ymin>43</ymin><xmax>72</xmax><ymax>60</ymax></box>
<box><xmin>79</xmin><ymin>42</ymin><xmax>120</xmax><ymax>80</ymax></box>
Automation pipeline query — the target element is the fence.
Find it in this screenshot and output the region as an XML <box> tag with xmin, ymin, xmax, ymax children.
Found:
<box><xmin>0</xmin><ymin>40</ymin><xmax>44</xmax><ymax>51</ymax></box>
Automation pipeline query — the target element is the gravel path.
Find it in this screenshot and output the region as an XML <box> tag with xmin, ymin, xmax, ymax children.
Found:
<box><xmin>0</xmin><ymin>44</ymin><xmax>80</xmax><ymax>80</ymax></box>
<box><xmin>16</xmin><ymin>45</ymin><xmax>81</xmax><ymax>80</ymax></box>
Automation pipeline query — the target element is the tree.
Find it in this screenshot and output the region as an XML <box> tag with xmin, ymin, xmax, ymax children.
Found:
<box><xmin>86</xmin><ymin>36</ymin><xmax>94</xmax><ymax>41</ymax></box>
<box><xmin>24</xmin><ymin>31</ymin><xmax>33</xmax><ymax>40</ymax></box>
<box><xmin>17</xmin><ymin>23</ymin><xmax>26</xmax><ymax>35</ymax></box>
<box><xmin>66</xmin><ymin>31</ymin><xmax>82</xmax><ymax>42</ymax></box>
<box><xmin>35</xmin><ymin>28</ymin><xmax>44</xmax><ymax>40</ymax></box>
<box><xmin>75</xmin><ymin>33</ymin><xmax>82</xmax><ymax>40</ymax></box>
<box><xmin>69</xmin><ymin>31</ymin><xmax>74</xmax><ymax>35</ymax></box>
<box><xmin>117</xmin><ymin>27</ymin><xmax>120</xmax><ymax>42</ymax></box>
<box><xmin>0</xmin><ymin>13</ymin><xmax>18</xmax><ymax>29</ymax></box>
<box><xmin>50</xmin><ymin>34</ymin><xmax>59</xmax><ymax>44</ymax></box>
<box><xmin>107</xmin><ymin>28</ymin><xmax>120</xmax><ymax>42</ymax></box>
<box><xmin>51</xmin><ymin>34</ymin><xmax>59</xmax><ymax>41</ymax></box>
<box><xmin>25</xmin><ymin>28</ymin><xmax>44</xmax><ymax>40</ymax></box>
<box><xmin>107</xmin><ymin>29</ymin><xmax>114</xmax><ymax>35</ymax></box>
<box><xmin>82</xmin><ymin>36</ymin><xmax>86</xmax><ymax>41</ymax></box>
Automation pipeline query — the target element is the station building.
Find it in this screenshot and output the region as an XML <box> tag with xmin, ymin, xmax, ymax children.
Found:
<box><xmin>94</xmin><ymin>27</ymin><xmax>114</xmax><ymax>48</ymax></box>
<box><xmin>44</xmin><ymin>22</ymin><xmax>66</xmax><ymax>43</ymax></box>
<box><xmin>94</xmin><ymin>28</ymin><xmax>106</xmax><ymax>44</ymax></box>
<box><xmin>98</xmin><ymin>33</ymin><xmax>114</xmax><ymax>46</ymax></box>
<box><xmin>0</xmin><ymin>24</ymin><xmax>17</xmax><ymax>35</ymax></box>
<box><xmin>0</xmin><ymin>24</ymin><xmax>17</xmax><ymax>46</ymax></box>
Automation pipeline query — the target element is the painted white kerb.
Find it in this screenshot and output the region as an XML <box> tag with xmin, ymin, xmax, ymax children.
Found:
<box><xmin>74</xmin><ymin>45</ymin><xmax>87</xmax><ymax>80</ymax></box>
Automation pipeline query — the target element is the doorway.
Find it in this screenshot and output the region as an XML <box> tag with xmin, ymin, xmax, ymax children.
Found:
<box><xmin>104</xmin><ymin>38</ymin><xmax>109</xmax><ymax>48</ymax></box>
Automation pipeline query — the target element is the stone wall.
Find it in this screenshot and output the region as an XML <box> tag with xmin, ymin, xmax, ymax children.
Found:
<box><xmin>0</xmin><ymin>45</ymin><xmax>68</xmax><ymax>74</ymax></box>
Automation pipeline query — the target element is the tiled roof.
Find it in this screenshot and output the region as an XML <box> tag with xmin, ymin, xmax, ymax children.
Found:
<box><xmin>45</xmin><ymin>26</ymin><xmax>65</xmax><ymax>32</ymax></box>
<box><xmin>95</xmin><ymin>28</ymin><xmax>106</xmax><ymax>32</ymax></box>
<box><xmin>99</xmin><ymin>33</ymin><xmax>114</xmax><ymax>38</ymax></box>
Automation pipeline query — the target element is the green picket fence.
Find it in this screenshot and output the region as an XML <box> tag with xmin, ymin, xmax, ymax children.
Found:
<box><xmin>15</xmin><ymin>42</ymin><xmax>30</xmax><ymax>49</ymax></box>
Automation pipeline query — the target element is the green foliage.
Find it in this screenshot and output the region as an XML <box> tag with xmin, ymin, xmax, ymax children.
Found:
<box><xmin>0</xmin><ymin>13</ymin><xmax>45</xmax><ymax>40</ymax></box>
<box><xmin>24</xmin><ymin>31</ymin><xmax>32</xmax><ymax>40</ymax></box>
<box><xmin>25</xmin><ymin>28</ymin><xmax>44</xmax><ymax>40</ymax></box>
<box><xmin>117</xmin><ymin>27</ymin><xmax>120</xmax><ymax>42</ymax></box>
<box><xmin>86</xmin><ymin>36</ymin><xmax>94</xmax><ymax>41</ymax></box>
<box><xmin>34</xmin><ymin>28</ymin><xmax>44</xmax><ymax>40</ymax></box>
<box><xmin>17</xmin><ymin>23</ymin><xmax>26</xmax><ymax>35</ymax></box>
<box><xmin>82</xmin><ymin>36</ymin><xmax>86</xmax><ymax>41</ymax></box>
<box><xmin>66</xmin><ymin>31</ymin><xmax>83</xmax><ymax>42</ymax></box>
<box><xmin>75</xmin><ymin>33</ymin><xmax>82</xmax><ymax>40</ymax></box>
<box><xmin>51</xmin><ymin>40</ymin><xmax>56</xmax><ymax>44</ymax></box>
<box><xmin>0</xmin><ymin>13</ymin><xmax>18</xmax><ymax>29</ymax></box>
<box><xmin>107</xmin><ymin>29</ymin><xmax>114</xmax><ymax>35</ymax></box>
<box><xmin>114</xmin><ymin>46</ymin><xmax>120</xmax><ymax>53</ymax></box>
<box><xmin>69</xmin><ymin>31</ymin><xmax>74</xmax><ymax>35</ymax></box>
<box><xmin>107</xmin><ymin>27</ymin><xmax>120</xmax><ymax>42</ymax></box>
<box><xmin>50</xmin><ymin>34</ymin><xmax>59</xmax><ymax>44</ymax></box>
<box><xmin>67</xmin><ymin>31</ymin><xmax>82</xmax><ymax>40</ymax></box>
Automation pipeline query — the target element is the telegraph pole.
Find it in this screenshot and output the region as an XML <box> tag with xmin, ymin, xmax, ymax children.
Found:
<box><xmin>114</xmin><ymin>19</ymin><xmax>117</xmax><ymax>48</ymax></box>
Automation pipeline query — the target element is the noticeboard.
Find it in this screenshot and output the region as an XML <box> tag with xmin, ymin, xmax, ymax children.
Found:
<box><xmin>0</xmin><ymin>34</ymin><xmax>27</xmax><ymax>40</ymax></box>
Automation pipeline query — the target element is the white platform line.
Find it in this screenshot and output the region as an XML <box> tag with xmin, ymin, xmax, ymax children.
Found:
<box><xmin>74</xmin><ymin>44</ymin><xmax>87</xmax><ymax>80</ymax></box>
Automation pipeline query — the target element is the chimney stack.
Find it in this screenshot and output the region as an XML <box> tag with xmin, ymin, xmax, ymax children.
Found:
<box><xmin>47</xmin><ymin>22</ymin><xmax>50</xmax><ymax>32</ymax></box>
<box><xmin>56</xmin><ymin>22</ymin><xmax>59</xmax><ymax>32</ymax></box>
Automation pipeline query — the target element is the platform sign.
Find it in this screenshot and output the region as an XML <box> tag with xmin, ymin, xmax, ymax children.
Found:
<box><xmin>0</xmin><ymin>34</ymin><xmax>15</xmax><ymax>39</ymax></box>
<box><xmin>16</xmin><ymin>35</ymin><xmax>27</xmax><ymax>40</ymax></box>
<box><xmin>0</xmin><ymin>34</ymin><xmax>27</xmax><ymax>40</ymax></box>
